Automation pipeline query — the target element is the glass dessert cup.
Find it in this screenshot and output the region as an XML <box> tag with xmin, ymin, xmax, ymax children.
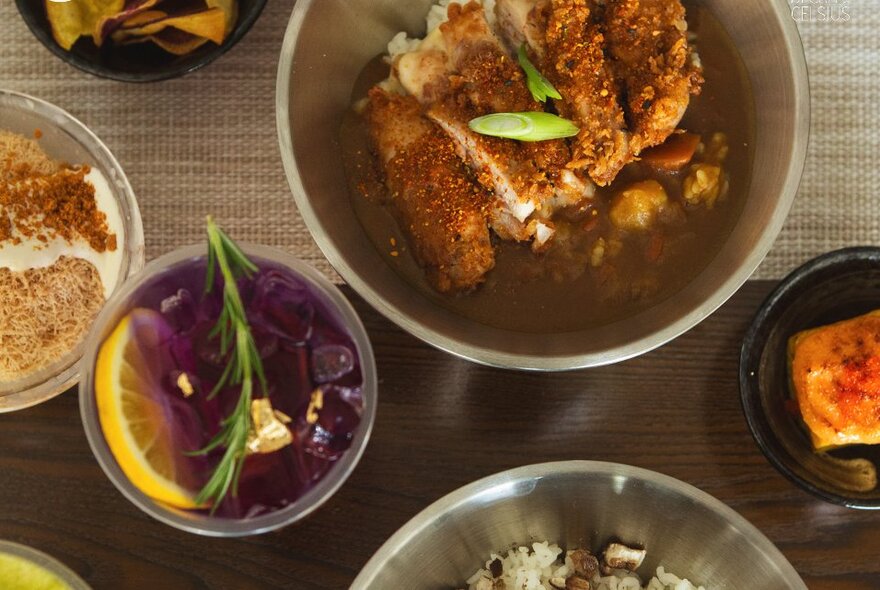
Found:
<box><xmin>79</xmin><ymin>244</ymin><xmax>377</xmax><ymax>536</ymax></box>
<box><xmin>0</xmin><ymin>89</ymin><xmax>145</xmax><ymax>412</ymax></box>
<box><xmin>0</xmin><ymin>540</ymin><xmax>91</xmax><ymax>589</ymax></box>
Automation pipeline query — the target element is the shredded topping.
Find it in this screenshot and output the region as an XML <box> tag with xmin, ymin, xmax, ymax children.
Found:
<box><xmin>0</xmin><ymin>256</ymin><xmax>104</xmax><ymax>382</ymax></box>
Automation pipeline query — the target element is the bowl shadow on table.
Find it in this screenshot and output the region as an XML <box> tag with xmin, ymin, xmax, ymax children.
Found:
<box><xmin>446</xmin><ymin>282</ymin><xmax>837</xmax><ymax>518</ymax></box>
<box><xmin>362</xmin><ymin>285</ymin><xmax>755</xmax><ymax>484</ymax></box>
<box><xmin>685</xmin><ymin>294</ymin><xmax>819</xmax><ymax>521</ymax></box>
<box><xmin>741</xmin><ymin>251</ymin><xmax>880</xmax><ymax>509</ymax></box>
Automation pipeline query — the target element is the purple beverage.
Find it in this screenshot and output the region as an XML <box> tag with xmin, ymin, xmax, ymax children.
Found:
<box><xmin>94</xmin><ymin>253</ymin><xmax>366</xmax><ymax>520</ymax></box>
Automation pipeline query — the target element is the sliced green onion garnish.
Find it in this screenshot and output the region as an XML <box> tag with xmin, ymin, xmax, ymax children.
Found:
<box><xmin>518</xmin><ymin>43</ymin><xmax>562</xmax><ymax>103</ymax></box>
<box><xmin>469</xmin><ymin>112</ymin><xmax>579</xmax><ymax>142</ymax></box>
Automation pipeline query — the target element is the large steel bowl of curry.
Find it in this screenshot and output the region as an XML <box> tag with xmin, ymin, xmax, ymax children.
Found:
<box><xmin>276</xmin><ymin>0</ymin><xmax>809</xmax><ymax>370</ymax></box>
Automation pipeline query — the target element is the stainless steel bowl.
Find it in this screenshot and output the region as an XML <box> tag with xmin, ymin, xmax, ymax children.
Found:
<box><xmin>276</xmin><ymin>0</ymin><xmax>809</xmax><ymax>370</ymax></box>
<box><xmin>351</xmin><ymin>461</ymin><xmax>807</xmax><ymax>589</ymax></box>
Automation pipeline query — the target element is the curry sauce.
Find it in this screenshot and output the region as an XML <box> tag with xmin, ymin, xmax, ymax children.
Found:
<box><xmin>341</xmin><ymin>4</ymin><xmax>753</xmax><ymax>333</ymax></box>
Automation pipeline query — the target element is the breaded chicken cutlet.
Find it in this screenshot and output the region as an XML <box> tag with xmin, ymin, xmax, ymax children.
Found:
<box><xmin>366</xmin><ymin>88</ymin><xmax>496</xmax><ymax>293</ymax></box>
<box><xmin>364</xmin><ymin>0</ymin><xmax>704</xmax><ymax>294</ymax></box>
<box><xmin>604</xmin><ymin>0</ymin><xmax>704</xmax><ymax>154</ymax></box>
<box><xmin>496</xmin><ymin>0</ymin><xmax>703</xmax><ymax>183</ymax></box>
<box><xmin>394</xmin><ymin>3</ymin><xmax>593</xmax><ymax>248</ymax></box>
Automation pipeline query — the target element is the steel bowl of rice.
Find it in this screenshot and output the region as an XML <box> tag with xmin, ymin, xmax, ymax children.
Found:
<box><xmin>351</xmin><ymin>462</ymin><xmax>807</xmax><ymax>589</ymax></box>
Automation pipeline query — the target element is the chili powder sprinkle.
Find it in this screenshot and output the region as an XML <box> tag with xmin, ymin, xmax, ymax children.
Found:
<box><xmin>1</xmin><ymin>155</ymin><xmax>116</xmax><ymax>253</ymax></box>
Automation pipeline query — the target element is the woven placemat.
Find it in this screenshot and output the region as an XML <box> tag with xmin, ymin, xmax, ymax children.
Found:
<box><xmin>0</xmin><ymin>0</ymin><xmax>326</xmax><ymax>275</ymax></box>
<box><xmin>0</xmin><ymin>0</ymin><xmax>876</xmax><ymax>282</ymax></box>
<box><xmin>770</xmin><ymin>2</ymin><xmax>880</xmax><ymax>278</ymax></box>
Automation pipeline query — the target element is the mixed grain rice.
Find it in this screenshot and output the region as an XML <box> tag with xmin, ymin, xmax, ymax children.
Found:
<box><xmin>465</xmin><ymin>542</ymin><xmax>708</xmax><ymax>590</ymax></box>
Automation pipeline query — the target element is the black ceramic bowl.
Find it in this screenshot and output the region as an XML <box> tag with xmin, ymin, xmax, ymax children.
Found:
<box><xmin>15</xmin><ymin>0</ymin><xmax>267</xmax><ymax>82</ymax></box>
<box><xmin>740</xmin><ymin>247</ymin><xmax>880</xmax><ymax>509</ymax></box>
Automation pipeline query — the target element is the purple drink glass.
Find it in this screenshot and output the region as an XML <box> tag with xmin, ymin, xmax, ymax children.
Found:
<box><xmin>79</xmin><ymin>244</ymin><xmax>377</xmax><ymax>536</ymax></box>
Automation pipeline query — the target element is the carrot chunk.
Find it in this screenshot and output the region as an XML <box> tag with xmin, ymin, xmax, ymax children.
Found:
<box><xmin>641</xmin><ymin>133</ymin><xmax>701</xmax><ymax>172</ymax></box>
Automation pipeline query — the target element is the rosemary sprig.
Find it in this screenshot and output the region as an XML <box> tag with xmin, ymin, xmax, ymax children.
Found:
<box><xmin>517</xmin><ymin>43</ymin><xmax>561</xmax><ymax>103</ymax></box>
<box><xmin>186</xmin><ymin>217</ymin><xmax>267</xmax><ymax>513</ymax></box>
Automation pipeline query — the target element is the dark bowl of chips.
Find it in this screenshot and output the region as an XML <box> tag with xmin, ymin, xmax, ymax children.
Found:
<box><xmin>16</xmin><ymin>0</ymin><xmax>267</xmax><ymax>82</ymax></box>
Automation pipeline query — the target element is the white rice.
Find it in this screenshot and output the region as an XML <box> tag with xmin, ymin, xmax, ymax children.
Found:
<box><xmin>465</xmin><ymin>542</ymin><xmax>709</xmax><ymax>590</ymax></box>
<box><xmin>387</xmin><ymin>0</ymin><xmax>497</xmax><ymax>58</ymax></box>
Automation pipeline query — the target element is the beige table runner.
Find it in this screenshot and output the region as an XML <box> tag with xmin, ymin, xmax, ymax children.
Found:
<box><xmin>0</xmin><ymin>0</ymin><xmax>877</xmax><ymax>282</ymax></box>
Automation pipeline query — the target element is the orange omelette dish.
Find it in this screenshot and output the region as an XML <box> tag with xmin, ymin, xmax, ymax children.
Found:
<box><xmin>789</xmin><ymin>310</ymin><xmax>880</xmax><ymax>451</ymax></box>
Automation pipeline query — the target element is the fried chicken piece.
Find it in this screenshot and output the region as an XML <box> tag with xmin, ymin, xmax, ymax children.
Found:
<box><xmin>392</xmin><ymin>88</ymin><xmax>543</xmax><ymax>246</ymax></box>
<box><xmin>393</xmin><ymin>48</ymin><xmax>451</xmax><ymax>106</ymax></box>
<box><xmin>495</xmin><ymin>0</ymin><xmax>547</xmax><ymax>60</ymax></box>
<box><xmin>366</xmin><ymin>88</ymin><xmax>495</xmax><ymax>293</ymax></box>
<box><xmin>543</xmin><ymin>0</ymin><xmax>632</xmax><ymax>186</ymax></box>
<box><xmin>393</xmin><ymin>4</ymin><xmax>561</xmax><ymax>248</ymax></box>
<box><xmin>603</xmin><ymin>0</ymin><xmax>704</xmax><ymax>154</ymax></box>
<box><xmin>426</xmin><ymin>101</ymin><xmax>542</xmax><ymax>242</ymax></box>
<box><xmin>441</xmin><ymin>1</ymin><xmax>594</xmax><ymax>216</ymax></box>
<box><xmin>395</xmin><ymin>39</ymin><xmax>541</xmax><ymax>236</ymax></box>
<box><xmin>496</xmin><ymin>0</ymin><xmax>633</xmax><ymax>186</ymax></box>
<box><xmin>441</xmin><ymin>2</ymin><xmax>535</xmax><ymax>114</ymax></box>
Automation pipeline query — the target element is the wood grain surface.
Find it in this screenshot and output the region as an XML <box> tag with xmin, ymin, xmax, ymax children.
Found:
<box><xmin>1</xmin><ymin>281</ymin><xmax>879</xmax><ymax>589</ymax></box>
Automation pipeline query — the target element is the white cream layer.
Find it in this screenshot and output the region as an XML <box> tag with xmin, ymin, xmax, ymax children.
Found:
<box><xmin>0</xmin><ymin>168</ymin><xmax>125</xmax><ymax>299</ymax></box>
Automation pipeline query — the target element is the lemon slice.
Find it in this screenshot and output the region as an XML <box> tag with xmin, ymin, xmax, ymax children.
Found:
<box><xmin>95</xmin><ymin>309</ymin><xmax>198</xmax><ymax>509</ymax></box>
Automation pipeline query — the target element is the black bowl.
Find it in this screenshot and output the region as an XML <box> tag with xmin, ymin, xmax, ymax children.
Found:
<box><xmin>15</xmin><ymin>0</ymin><xmax>267</xmax><ymax>82</ymax></box>
<box><xmin>740</xmin><ymin>247</ymin><xmax>880</xmax><ymax>509</ymax></box>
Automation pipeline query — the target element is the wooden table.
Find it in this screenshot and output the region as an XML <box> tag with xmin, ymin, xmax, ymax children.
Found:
<box><xmin>2</xmin><ymin>281</ymin><xmax>878</xmax><ymax>590</ymax></box>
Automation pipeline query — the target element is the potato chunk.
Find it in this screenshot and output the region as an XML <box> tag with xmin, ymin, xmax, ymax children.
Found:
<box><xmin>609</xmin><ymin>180</ymin><xmax>668</xmax><ymax>231</ymax></box>
<box><xmin>683</xmin><ymin>163</ymin><xmax>724</xmax><ymax>208</ymax></box>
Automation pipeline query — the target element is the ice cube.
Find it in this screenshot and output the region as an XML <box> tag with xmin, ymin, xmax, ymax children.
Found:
<box><xmin>160</xmin><ymin>288</ymin><xmax>198</xmax><ymax>332</ymax></box>
<box><xmin>195</xmin><ymin>326</ymin><xmax>228</xmax><ymax>367</ymax></box>
<box><xmin>311</xmin><ymin>344</ymin><xmax>354</xmax><ymax>383</ymax></box>
<box><xmin>305</xmin><ymin>391</ymin><xmax>359</xmax><ymax>459</ymax></box>
<box><xmin>251</xmin><ymin>270</ymin><xmax>315</xmax><ymax>343</ymax></box>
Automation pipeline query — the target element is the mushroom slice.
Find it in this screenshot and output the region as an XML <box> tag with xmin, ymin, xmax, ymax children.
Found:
<box><xmin>565</xmin><ymin>575</ymin><xmax>592</xmax><ymax>590</ymax></box>
<box><xmin>568</xmin><ymin>548</ymin><xmax>600</xmax><ymax>579</ymax></box>
<box><xmin>602</xmin><ymin>542</ymin><xmax>646</xmax><ymax>571</ymax></box>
